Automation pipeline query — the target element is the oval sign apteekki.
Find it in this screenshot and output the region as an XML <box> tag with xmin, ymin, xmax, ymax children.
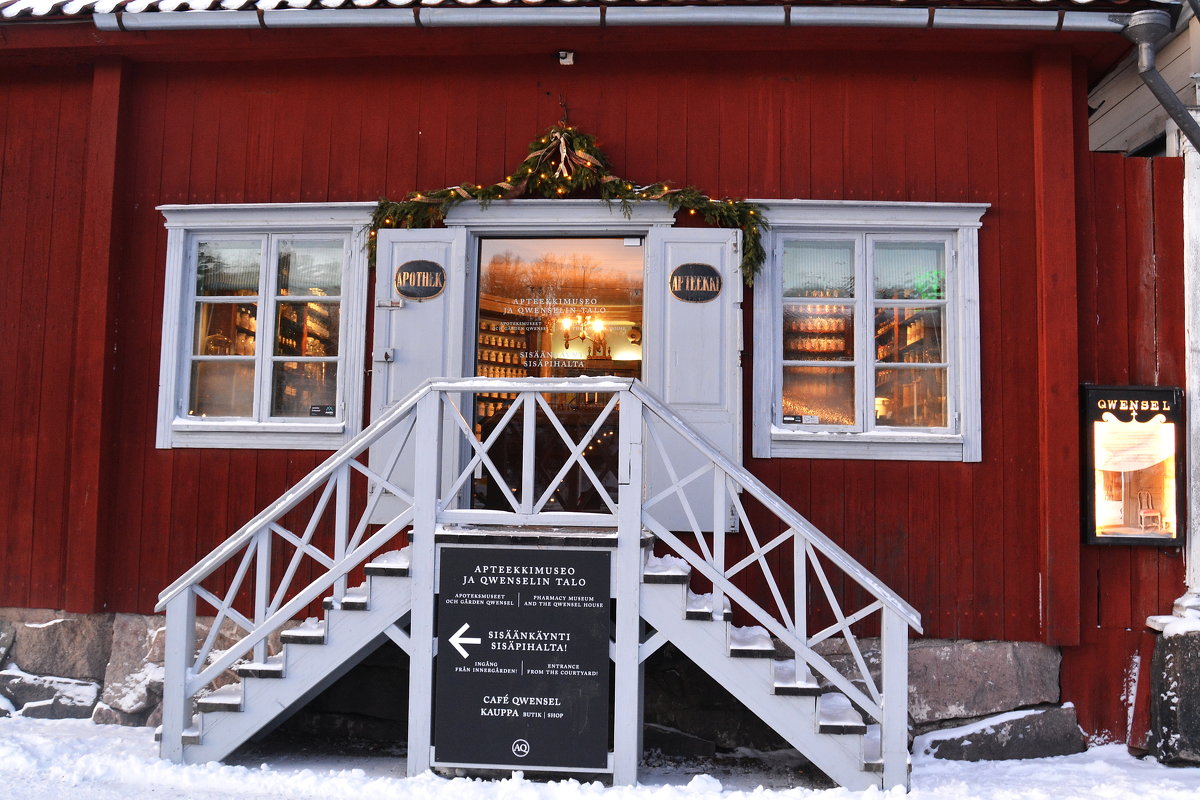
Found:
<box><xmin>669</xmin><ymin>262</ymin><xmax>722</xmax><ymax>303</ymax></box>
<box><xmin>395</xmin><ymin>259</ymin><xmax>447</xmax><ymax>301</ymax></box>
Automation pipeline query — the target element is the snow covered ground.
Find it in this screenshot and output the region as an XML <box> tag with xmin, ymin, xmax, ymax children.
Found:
<box><xmin>2</xmin><ymin>716</ymin><xmax>1200</xmax><ymax>800</ymax></box>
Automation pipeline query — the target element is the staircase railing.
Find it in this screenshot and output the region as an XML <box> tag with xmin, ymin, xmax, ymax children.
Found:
<box><xmin>628</xmin><ymin>383</ymin><xmax>921</xmax><ymax>788</ymax></box>
<box><xmin>157</xmin><ymin>376</ymin><xmax>920</xmax><ymax>789</ymax></box>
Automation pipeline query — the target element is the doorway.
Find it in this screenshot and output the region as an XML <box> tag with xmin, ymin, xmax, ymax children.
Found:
<box><xmin>472</xmin><ymin>237</ymin><xmax>644</xmax><ymax>512</ymax></box>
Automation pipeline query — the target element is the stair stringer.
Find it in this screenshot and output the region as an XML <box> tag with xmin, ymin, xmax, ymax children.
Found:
<box><xmin>179</xmin><ymin>574</ymin><xmax>413</xmax><ymax>765</ymax></box>
<box><xmin>640</xmin><ymin>582</ymin><xmax>878</xmax><ymax>791</ymax></box>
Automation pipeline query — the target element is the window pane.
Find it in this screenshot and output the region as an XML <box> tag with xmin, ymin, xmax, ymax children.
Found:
<box><xmin>874</xmin><ymin>242</ymin><xmax>945</xmax><ymax>300</ymax></box>
<box><xmin>271</xmin><ymin>362</ymin><xmax>338</xmax><ymax>417</ymax></box>
<box><xmin>874</xmin><ymin>306</ymin><xmax>944</xmax><ymax>363</ymax></box>
<box><xmin>875</xmin><ymin>367</ymin><xmax>947</xmax><ymax>427</ymax></box>
<box><xmin>782</xmin><ymin>366</ymin><xmax>855</xmax><ymax>426</ymax></box>
<box><xmin>782</xmin><ymin>240</ymin><xmax>855</xmax><ymax>298</ymax></box>
<box><xmin>783</xmin><ymin>305</ymin><xmax>854</xmax><ymax>362</ymax></box>
<box><xmin>276</xmin><ymin>301</ymin><xmax>339</xmax><ymax>357</ymax></box>
<box><xmin>196</xmin><ymin>240</ymin><xmax>261</xmax><ymax>296</ymax></box>
<box><xmin>188</xmin><ymin>361</ymin><xmax>254</xmax><ymax>417</ymax></box>
<box><xmin>277</xmin><ymin>239</ymin><xmax>343</xmax><ymax>296</ymax></box>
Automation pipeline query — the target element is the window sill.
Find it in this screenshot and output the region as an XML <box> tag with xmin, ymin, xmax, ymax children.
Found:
<box><xmin>160</xmin><ymin>420</ymin><xmax>350</xmax><ymax>450</ymax></box>
<box><xmin>763</xmin><ymin>427</ymin><xmax>971</xmax><ymax>462</ymax></box>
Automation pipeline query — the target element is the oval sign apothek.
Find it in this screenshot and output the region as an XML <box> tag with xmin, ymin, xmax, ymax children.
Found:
<box><xmin>394</xmin><ymin>259</ymin><xmax>447</xmax><ymax>301</ymax></box>
<box><xmin>669</xmin><ymin>263</ymin><xmax>722</xmax><ymax>303</ymax></box>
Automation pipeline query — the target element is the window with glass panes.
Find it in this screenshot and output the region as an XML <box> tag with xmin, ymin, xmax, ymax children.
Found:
<box><xmin>780</xmin><ymin>234</ymin><xmax>952</xmax><ymax>432</ymax></box>
<box><xmin>157</xmin><ymin>204</ymin><xmax>370</xmax><ymax>450</ymax></box>
<box><xmin>187</xmin><ymin>235</ymin><xmax>346</xmax><ymax>422</ymax></box>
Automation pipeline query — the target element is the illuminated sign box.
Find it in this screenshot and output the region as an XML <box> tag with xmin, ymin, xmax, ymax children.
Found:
<box><xmin>1082</xmin><ymin>385</ymin><xmax>1185</xmax><ymax>547</ymax></box>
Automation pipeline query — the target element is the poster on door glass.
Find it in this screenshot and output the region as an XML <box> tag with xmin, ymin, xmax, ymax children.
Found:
<box><xmin>1082</xmin><ymin>385</ymin><xmax>1184</xmax><ymax>546</ymax></box>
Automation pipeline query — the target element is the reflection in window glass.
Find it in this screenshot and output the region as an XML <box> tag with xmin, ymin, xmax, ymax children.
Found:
<box><xmin>196</xmin><ymin>240</ymin><xmax>261</xmax><ymax>296</ymax></box>
<box><xmin>189</xmin><ymin>361</ymin><xmax>255</xmax><ymax>417</ymax></box>
<box><xmin>782</xmin><ymin>366</ymin><xmax>855</xmax><ymax>426</ymax></box>
<box><xmin>275</xmin><ymin>302</ymin><xmax>340</xmax><ymax>357</ymax></box>
<box><xmin>782</xmin><ymin>305</ymin><xmax>854</xmax><ymax>363</ymax></box>
<box><xmin>271</xmin><ymin>362</ymin><xmax>338</xmax><ymax>417</ymax></box>
<box><xmin>783</xmin><ymin>240</ymin><xmax>855</xmax><ymax>298</ymax></box>
<box><xmin>874</xmin><ymin>242</ymin><xmax>944</xmax><ymax>300</ymax></box>
<box><xmin>277</xmin><ymin>240</ymin><xmax>343</xmax><ymax>296</ymax></box>
<box><xmin>874</xmin><ymin>307</ymin><xmax>943</xmax><ymax>363</ymax></box>
<box><xmin>874</xmin><ymin>368</ymin><xmax>946</xmax><ymax>427</ymax></box>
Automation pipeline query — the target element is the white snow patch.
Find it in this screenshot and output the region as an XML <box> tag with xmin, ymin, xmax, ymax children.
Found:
<box><xmin>772</xmin><ymin>659</ymin><xmax>817</xmax><ymax>690</ymax></box>
<box><xmin>371</xmin><ymin>547</ymin><xmax>412</xmax><ymax>567</ymax></box>
<box><xmin>107</xmin><ymin>662</ymin><xmax>165</xmax><ymax>711</ymax></box>
<box><xmin>643</xmin><ymin>553</ymin><xmax>689</xmax><ymax>576</ymax></box>
<box><xmin>912</xmin><ymin>707</ymin><xmax>1048</xmax><ymax>756</ymax></box>
<box><xmin>293</xmin><ymin>617</ymin><xmax>323</xmax><ymax>632</ymax></box>
<box><xmin>0</xmin><ymin>694</ymin><xmax>15</xmax><ymax>714</ymax></box>
<box><xmin>203</xmin><ymin>684</ymin><xmax>243</xmax><ymax>702</ymax></box>
<box><xmin>0</xmin><ymin>667</ymin><xmax>100</xmax><ymax>706</ymax></box>
<box><xmin>728</xmin><ymin>625</ymin><xmax>772</xmax><ymax>650</ymax></box>
<box><xmin>3</xmin><ymin>717</ymin><xmax>1200</xmax><ymax>800</ymax></box>
<box><xmin>817</xmin><ymin>693</ymin><xmax>863</xmax><ymax>727</ymax></box>
<box><xmin>1154</xmin><ymin>615</ymin><xmax>1200</xmax><ymax>639</ymax></box>
<box><xmin>22</xmin><ymin>619</ymin><xmax>69</xmax><ymax>630</ymax></box>
<box><xmin>685</xmin><ymin>591</ymin><xmax>730</xmax><ymax>617</ymax></box>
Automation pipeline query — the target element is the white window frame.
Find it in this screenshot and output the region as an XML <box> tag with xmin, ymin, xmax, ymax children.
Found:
<box><xmin>156</xmin><ymin>203</ymin><xmax>374</xmax><ymax>450</ymax></box>
<box><xmin>751</xmin><ymin>200</ymin><xmax>988</xmax><ymax>462</ymax></box>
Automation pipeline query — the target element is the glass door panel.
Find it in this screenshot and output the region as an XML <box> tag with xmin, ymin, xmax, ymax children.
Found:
<box><xmin>474</xmin><ymin>238</ymin><xmax>644</xmax><ymax>512</ymax></box>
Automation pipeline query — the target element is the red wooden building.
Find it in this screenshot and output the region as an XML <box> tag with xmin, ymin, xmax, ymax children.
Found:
<box><xmin>0</xmin><ymin>0</ymin><xmax>1194</xmax><ymax>782</ymax></box>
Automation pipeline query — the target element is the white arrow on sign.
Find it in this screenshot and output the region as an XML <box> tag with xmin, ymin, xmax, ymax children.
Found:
<box><xmin>449</xmin><ymin>622</ymin><xmax>482</xmax><ymax>658</ymax></box>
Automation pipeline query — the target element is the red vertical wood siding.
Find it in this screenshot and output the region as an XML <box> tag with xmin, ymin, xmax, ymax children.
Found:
<box><xmin>1063</xmin><ymin>154</ymin><xmax>1186</xmax><ymax>740</ymax></box>
<box><xmin>0</xmin><ymin>29</ymin><xmax>1185</xmax><ymax>737</ymax></box>
<box><xmin>0</xmin><ymin>36</ymin><xmax>1074</xmax><ymax>631</ymax></box>
<box><xmin>0</xmin><ymin>65</ymin><xmax>92</xmax><ymax>611</ymax></box>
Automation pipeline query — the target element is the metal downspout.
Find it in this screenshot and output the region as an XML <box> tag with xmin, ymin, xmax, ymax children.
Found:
<box><xmin>1123</xmin><ymin>10</ymin><xmax>1200</xmax><ymax>153</ymax></box>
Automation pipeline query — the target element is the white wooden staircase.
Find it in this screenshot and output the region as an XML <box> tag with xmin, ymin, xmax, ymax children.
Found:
<box><xmin>156</xmin><ymin>378</ymin><xmax>920</xmax><ymax>790</ymax></box>
<box><xmin>159</xmin><ymin>552</ymin><xmax>413</xmax><ymax>764</ymax></box>
<box><xmin>641</xmin><ymin>563</ymin><xmax>881</xmax><ymax>790</ymax></box>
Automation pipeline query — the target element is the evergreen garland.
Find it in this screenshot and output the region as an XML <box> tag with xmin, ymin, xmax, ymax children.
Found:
<box><xmin>370</xmin><ymin>122</ymin><xmax>768</xmax><ymax>283</ymax></box>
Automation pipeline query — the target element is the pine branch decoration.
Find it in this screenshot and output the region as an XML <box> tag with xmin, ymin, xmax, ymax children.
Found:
<box><xmin>370</xmin><ymin>122</ymin><xmax>768</xmax><ymax>283</ymax></box>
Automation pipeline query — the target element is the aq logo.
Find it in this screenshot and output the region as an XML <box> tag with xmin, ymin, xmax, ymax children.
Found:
<box><xmin>511</xmin><ymin>739</ymin><xmax>531</xmax><ymax>758</ymax></box>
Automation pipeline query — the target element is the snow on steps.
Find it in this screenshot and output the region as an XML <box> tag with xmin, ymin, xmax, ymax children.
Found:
<box><xmin>164</xmin><ymin>552</ymin><xmax>413</xmax><ymax>765</ymax></box>
<box><xmin>280</xmin><ymin>618</ymin><xmax>326</xmax><ymax>646</ymax></box>
<box><xmin>772</xmin><ymin>658</ymin><xmax>822</xmax><ymax>697</ymax></box>
<box><xmin>639</xmin><ymin>574</ymin><xmax>878</xmax><ymax>791</ymax></box>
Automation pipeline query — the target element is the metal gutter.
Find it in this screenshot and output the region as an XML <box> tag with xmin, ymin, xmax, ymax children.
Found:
<box><xmin>92</xmin><ymin>6</ymin><xmax>1135</xmax><ymax>33</ymax></box>
<box><xmin>1123</xmin><ymin>9</ymin><xmax>1200</xmax><ymax>152</ymax></box>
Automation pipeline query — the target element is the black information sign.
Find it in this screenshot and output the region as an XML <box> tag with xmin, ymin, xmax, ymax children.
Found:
<box><xmin>669</xmin><ymin>262</ymin><xmax>722</xmax><ymax>303</ymax></box>
<box><xmin>394</xmin><ymin>259</ymin><xmax>447</xmax><ymax>300</ymax></box>
<box><xmin>434</xmin><ymin>547</ymin><xmax>611</xmax><ymax>770</ymax></box>
<box><xmin>1082</xmin><ymin>385</ymin><xmax>1185</xmax><ymax>547</ymax></box>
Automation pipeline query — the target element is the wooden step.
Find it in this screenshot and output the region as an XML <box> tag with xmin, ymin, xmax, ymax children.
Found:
<box><xmin>154</xmin><ymin>725</ymin><xmax>201</xmax><ymax>745</ymax></box>
<box><xmin>818</xmin><ymin>692</ymin><xmax>868</xmax><ymax>735</ymax></box>
<box><xmin>365</xmin><ymin>547</ymin><xmax>412</xmax><ymax>578</ymax></box>
<box><xmin>236</xmin><ymin>656</ymin><xmax>284</xmax><ymax>679</ymax></box>
<box><xmin>281</xmin><ymin>621</ymin><xmax>326</xmax><ymax>645</ymax></box>
<box><xmin>322</xmin><ymin>583</ymin><xmax>369</xmax><ymax>611</ymax></box>
<box><xmin>642</xmin><ymin>553</ymin><xmax>690</xmax><ymax>584</ymax></box>
<box><xmin>197</xmin><ymin>684</ymin><xmax>243</xmax><ymax>713</ymax></box>
<box><xmin>772</xmin><ymin>659</ymin><xmax>822</xmax><ymax>696</ymax></box>
<box><xmin>728</xmin><ymin>624</ymin><xmax>776</xmax><ymax>658</ymax></box>
<box><xmin>685</xmin><ymin>589</ymin><xmax>732</xmax><ymax>621</ymax></box>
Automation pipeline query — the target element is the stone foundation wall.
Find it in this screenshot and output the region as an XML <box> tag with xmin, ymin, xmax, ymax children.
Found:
<box><xmin>0</xmin><ymin>606</ymin><xmax>1085</xmax><ymax>762</ymax></box>
<box><xmin>0</xmin><ymin>607</ymin><xmax>276</xmax><ymax>728</ymax></box>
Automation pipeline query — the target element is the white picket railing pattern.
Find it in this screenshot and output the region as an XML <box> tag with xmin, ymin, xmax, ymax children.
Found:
<box><xmin>157</xmin><ymin>376</ymin><xmax>921</xmax><ymax>788</ymax></box>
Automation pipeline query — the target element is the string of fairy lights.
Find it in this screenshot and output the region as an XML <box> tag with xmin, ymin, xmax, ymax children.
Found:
<box><xmin>369</xmin><ymin>121</ymin><xmax>768</xmax><ymax>283</ymax></box>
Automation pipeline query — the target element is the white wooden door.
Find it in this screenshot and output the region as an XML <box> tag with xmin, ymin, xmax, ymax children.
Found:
<box><xmin>643</xmin><ymin>228</ymin><xmax>743</xmax><ymax>531</ymax></box>
<box><xmin>368</xmin><ymin>228</ymin><xmax>468</xmax><ymax>522</ymax></box>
